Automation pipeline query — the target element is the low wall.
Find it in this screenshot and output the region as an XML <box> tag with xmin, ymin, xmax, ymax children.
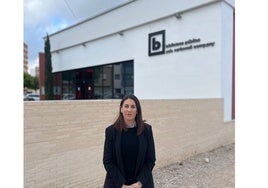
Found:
<box><xmin>24</xmin><ymin>99</ymin><xmax>234</xmax><ymax>188</ymax></box>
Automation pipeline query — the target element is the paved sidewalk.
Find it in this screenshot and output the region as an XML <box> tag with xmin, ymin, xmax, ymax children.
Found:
<box><xmin>153</xmin><ymin>143</ymin><xmax>235</xmax><ymax>188</ymax></box>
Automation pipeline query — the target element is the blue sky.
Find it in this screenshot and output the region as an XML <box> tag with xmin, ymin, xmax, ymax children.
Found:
<box><xmin>24</xmin><ymin>0</ymin><xmax>130</xmax><ymax>74</ymax></box>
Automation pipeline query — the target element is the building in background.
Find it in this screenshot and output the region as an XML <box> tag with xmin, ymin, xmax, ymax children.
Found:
<box><xmin>46</xmin><ymin>0</ymin><xmax>235</xmax><ymax>121</ymax></box>
<box><xmin>23</xmin><ymin>42</ymin><xmax>28</xmax><ymax>73</ymax></box>
<box><xmin>39</xmin><ymin>53</ymin><xmax>45</xmax><ymax>100</ymax></box>
<box><xmin>24</xmin><ymin>42</ymin><xmax>29</xmax><ymax>94</ymax></box>
<box><xmin>35</xmin><ymin>67</ymin><xmax>40</xmax><ymax>78</ymax></box>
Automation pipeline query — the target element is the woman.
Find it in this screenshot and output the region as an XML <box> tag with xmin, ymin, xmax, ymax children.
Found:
<box><xmin>103</xmin><ymin>94</ymin><xmax>156</xmax><ymax>188</ymax></box>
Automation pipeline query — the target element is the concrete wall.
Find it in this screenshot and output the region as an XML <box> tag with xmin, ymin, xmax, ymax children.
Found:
<box><xmin>24</xmin><ymin>99</ymin><xmax>234</xmax><ymax>188</ymax></box>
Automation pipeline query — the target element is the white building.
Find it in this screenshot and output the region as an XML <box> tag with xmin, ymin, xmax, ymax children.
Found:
<box><xmin>49</xmin><ymin>0</ymin><xmax>235</xmax><ymax>121</ymax></box>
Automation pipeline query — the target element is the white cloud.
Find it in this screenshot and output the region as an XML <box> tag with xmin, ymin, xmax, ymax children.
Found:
<box><xmin>28</xmin><ymin>57</ymin><xmax>39</xmax><ymax>76</ymax></box>
<box><xmin>24</xmin><ymin>0</ymin><xmax>131</xmax><ymax>68</ymax></box>
<box><xmin>39</xmin><ymin>20</ymin><xmax>70</xmax><ymax>35</ymax></box>
<box><xmin>24</xmin><ymin>0</ymin><xmax>74</xmax><ymax>27</ymax></box>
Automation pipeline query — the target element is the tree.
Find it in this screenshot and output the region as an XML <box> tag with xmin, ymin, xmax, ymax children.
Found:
<box><xmin>33</xmin><ymin>76</ymin><xmax>39</xmax><ymax>92</ymax></box>
<box><xmin>44</xmin><ymin>34</ymin><xmax>54</xmax><ymax>100</ymax></box>
<box><xmin>24</xmin><ymin>72</ymin><xmax>32</xmax><ymax>89</ymax></box>
<box><xmin>24</xmin><ymin>72</ymin><xmax>39</xmax><ymax>91</ymax></box>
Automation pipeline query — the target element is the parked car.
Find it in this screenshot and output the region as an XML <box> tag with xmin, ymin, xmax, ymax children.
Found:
<box><xmin>24</xmin><ymin>94</ymin><xmax>40</xmax><ymax>101</ymax></box>
<box><xmin>62</xmin><ymin>93</ymin><xmax>76</xmax><ymax>100</ymax></box>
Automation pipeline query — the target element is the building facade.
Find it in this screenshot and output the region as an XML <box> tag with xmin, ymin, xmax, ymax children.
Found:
<box><xmin>39</xmin><ymin>53</ymin><xmax>45</xmax><ymax>100</ymax></box>
<box><xmin>23</xmin><ymin>42</ymin><xmax>28</xmax><ymax>73</ymax></box>
<box><xmin>48</xmin><ymin>0</ymin><xmax>235</xmax><ymax>121</ymax></box>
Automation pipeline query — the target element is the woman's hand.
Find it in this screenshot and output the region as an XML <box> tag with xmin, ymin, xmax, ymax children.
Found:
<box><xmin>129</xmin><ymin>181</ymin><xmax>142</xmax><ymax>188</ymax></box>
<box><xmin>121</xmin><ymin>184</ymin><xmax>131</xmax><ymax>188</ymax></box>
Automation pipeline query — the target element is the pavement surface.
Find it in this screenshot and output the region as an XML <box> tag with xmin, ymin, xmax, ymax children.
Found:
<box><xmin>153</xmin><ymin>143</ymin><xmax>235</xmax><ymax>188</ymax></box>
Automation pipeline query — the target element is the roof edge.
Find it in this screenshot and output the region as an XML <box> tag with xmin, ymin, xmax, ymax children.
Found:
<box><xmin>47</xmin><ymin>0</ymin><xmax>137</xmax><ymax>38</ymax></box>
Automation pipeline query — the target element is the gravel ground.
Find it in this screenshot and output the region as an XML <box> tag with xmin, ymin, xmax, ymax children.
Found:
<box><xmin>153</xmin><ymin>143</ymin><xmax>235</xmax><ymax>188</ymax></box>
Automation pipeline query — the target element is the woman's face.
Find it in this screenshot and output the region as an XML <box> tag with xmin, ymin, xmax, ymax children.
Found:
<box><xmin>121</xmin><ymin>98</ymin><xmax>137</xmax><ymax>123</ymax></box>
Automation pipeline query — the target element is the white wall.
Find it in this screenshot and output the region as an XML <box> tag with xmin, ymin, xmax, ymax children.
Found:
<box><xmin>50</xmin><ymin>0</ymin><xmax>234</xmax><ymax>120</ymax></box>
<box><xmin>134</xmin><ymin>3</ymin><xmax>222</xmax><ymax>99</ymax></box>
<box><xmin>50</xmin><ymin>0</ymin><xmax>227</xmax><ymax>52</ymax></box>
<box><xmin>52</xmin><ymin>2</ymin><xmax>223</xmax><ymax>97</ymax></box>
<box><xmin>221</xmin><ymin>2</ymin><xmax>234</xmax><ymax>120</ymax></box>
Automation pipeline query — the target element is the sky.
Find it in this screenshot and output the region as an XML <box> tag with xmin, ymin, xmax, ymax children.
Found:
<box><xmin>24</xmin><ymin>0</ymin><xmax>131</xmax><ymax>74</ymax></box>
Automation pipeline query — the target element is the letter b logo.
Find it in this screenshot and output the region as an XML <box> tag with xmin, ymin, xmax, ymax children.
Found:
<box><xmin>148</xmin><ymin>30</ymin><xmax>165</xmax><ymax>56</ymax></box>
<box><xmin>152</xmin><ymin>38</ymin><xmax>161</xmax><ymax>50</ymax></box>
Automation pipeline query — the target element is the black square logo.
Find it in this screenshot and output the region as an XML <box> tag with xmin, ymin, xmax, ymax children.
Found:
<box><xmin>148</xmin><ymin>30</ymin><xmax>165</xmax><ymax>56</ymax></box>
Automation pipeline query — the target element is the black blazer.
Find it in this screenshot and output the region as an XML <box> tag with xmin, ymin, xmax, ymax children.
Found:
<box><xmin>103</xmin><ymin>123</ymin><xmax>156</xmax><ymax>188</ymax></box>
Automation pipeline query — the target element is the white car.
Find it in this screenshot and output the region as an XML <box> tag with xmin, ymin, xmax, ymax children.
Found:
<box><xmin>62</xmin><ymin>93</ymin><xmax>76</xmax><ymax>100</ymax></box>
<box><xmin>24</xmin><ymin>94</ymin><xmax>40</xmax><ymax>101</ymax></box>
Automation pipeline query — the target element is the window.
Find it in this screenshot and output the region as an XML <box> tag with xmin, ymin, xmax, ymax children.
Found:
<box><xmin>54</xmin><ymin>60</ymin><xmax>134</xmax><ymax>100</ymax></box>
<box><xmin>115</xmin><ymin>74</ymin><xmax>120</xmax><ymax>80</ymax></box>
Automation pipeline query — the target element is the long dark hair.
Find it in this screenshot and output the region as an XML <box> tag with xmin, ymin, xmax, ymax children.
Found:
<box><xmin>113</xmin><ymin>94</ymin><xmax>145</xmax><ymax>135</ymax></box>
